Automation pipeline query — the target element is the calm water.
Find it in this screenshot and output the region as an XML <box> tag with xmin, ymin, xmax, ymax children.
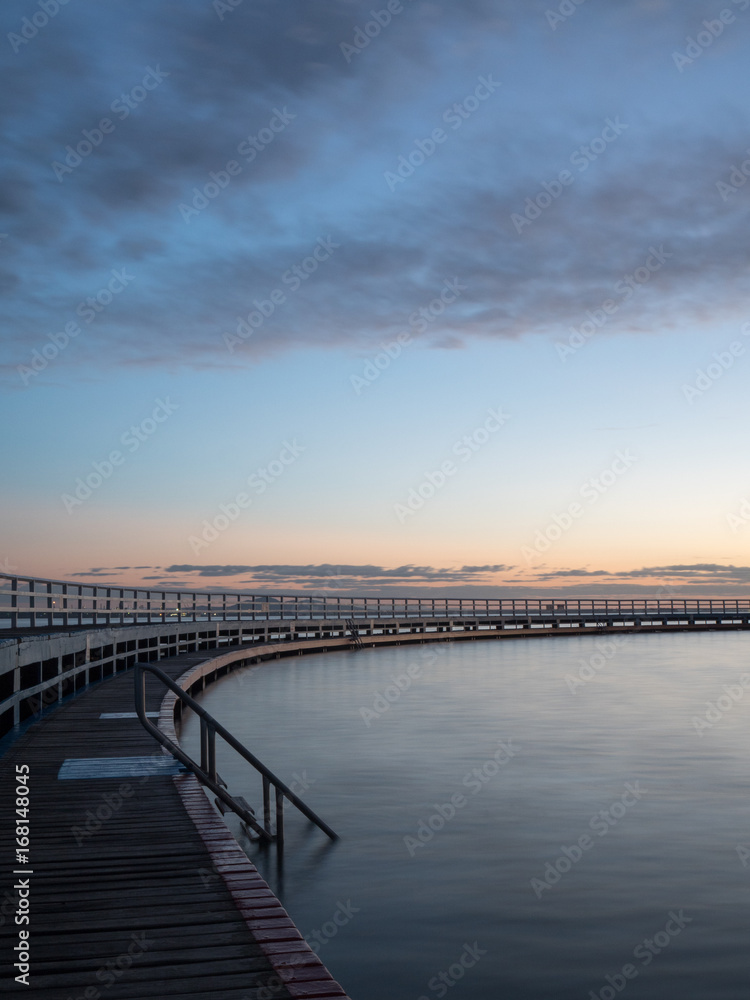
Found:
<box><xmin>181</xmin><ymin>631</ymin><xmax>750</xmax><ymax>999</ymax></box>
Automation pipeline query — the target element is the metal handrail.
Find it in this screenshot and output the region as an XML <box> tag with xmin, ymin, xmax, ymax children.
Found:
<box><xmin>5</xmin><ymin>570</ymin><xmax>750</xmax><ymax>630</ymax></box>
<box><xmin>133</xmin><ymin>662</ymin><xmax>337</xmax><ymax>848</ymax></box>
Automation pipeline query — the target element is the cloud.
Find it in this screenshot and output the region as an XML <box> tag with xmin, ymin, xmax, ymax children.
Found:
<box><xmin>70</xmin><ymin>565</ymin><xmax>156</xmax><ymax>577</ymax></box>
<box><xmin>58</xmin><ymin>560</ymin><xmax>750</xmax><ymax>598</ymax></box>
<box><xmin>530</xmin><ymin>564</ymin><xmax>750</xmax><ymax>585</ymax></box>
<box><xmin>66</xmin><ymin>561</ymin><xmax>750</xmax><ymax>595</ymax></box>
<box><xmin>3</xmin><ymin>1</ymin><xmax>750</xmax><ymax>380</ymax></box>
<box><xmin>164</xmin><ymin>563</ymin><xmax>514</xmax><ymax>583</ymax></box>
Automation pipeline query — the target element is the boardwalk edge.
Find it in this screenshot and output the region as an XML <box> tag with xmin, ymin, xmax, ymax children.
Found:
<box><xmin>161</xmin><ymin>658</ymin><xmax>353</xmax><ymax>1000</ymax></box>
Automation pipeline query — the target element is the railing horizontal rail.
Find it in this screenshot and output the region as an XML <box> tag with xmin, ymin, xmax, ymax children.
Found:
<box><xmin>3</xmin><ymin>573</ymin><xmax>750</xmax><ymax>629</ymax></box>
<box><xmin>133</xmin><ymin>661</ymin><xmax>337</xmax><ymax>844</ymax></box>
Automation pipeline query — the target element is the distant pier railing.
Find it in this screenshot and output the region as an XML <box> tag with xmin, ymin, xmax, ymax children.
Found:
<box><xmin>2</xmin><ymin>571</ymin><xmax>750</xmax><ymax>743</ymax></box>
<box><xmin>3</xmin><ymin>572</ymin><xmax>750</xmax><ymax>630</ymax></box>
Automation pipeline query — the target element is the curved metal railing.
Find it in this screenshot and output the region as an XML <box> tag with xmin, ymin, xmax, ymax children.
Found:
<box><xmin>133</xmin><ymin>661</ymin><xmax>337</xmax><ymax>850</ymax></box>
<box><xmin>4</xmin><ymin>571</ymin><xmax>750</xmax><ymax>629</ymax></box>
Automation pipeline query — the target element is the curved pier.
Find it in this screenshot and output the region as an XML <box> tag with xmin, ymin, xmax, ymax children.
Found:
<box><xmin>0</xmin><ymin>647</ymin><xmax>351</xmax><ymax>999</ymax></box>
<box><xmin>3</xmin><ymin>572</ymin><xmax>750</xmax><ymax>743</ymax></box>
<box><xmin>2</xmin><ymin>572</ymin><xmax>750</xmax><ymax>996</ymax></box>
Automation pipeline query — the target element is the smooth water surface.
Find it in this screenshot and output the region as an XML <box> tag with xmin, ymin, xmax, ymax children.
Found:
<box><xmin>181</xmin><ymin>631</ymin><xmax>750</xmax><ymax>999</ymax></box>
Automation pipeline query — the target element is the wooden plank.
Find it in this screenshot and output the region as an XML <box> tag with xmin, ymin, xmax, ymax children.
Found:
<box><xmin>0</xmin><ymin>648</ymin><xmax>352</xmax><ymax>1000</ymax></box>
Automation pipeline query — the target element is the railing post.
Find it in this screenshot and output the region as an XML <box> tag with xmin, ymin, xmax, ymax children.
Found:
<box><xmin>200</xmin><ymin>717</ymin><xmax>209</xmax><ymax>774</ymax></box>
<box><xmin>207</xmin><ymin>724</ymin><xmax>217</xmax><ymax>784</ymax></box>
<box><xmin>134</xmin><ymin>663</ymin><xmax>147</xmax><ymax>721</ymax></box>
<box><xmin>263</xmin><ymin>775</ymin><xmax>271</xmax><ymax>836</ymax></box>
<box><xmin>275</xmin><ymin>786</ymin><xmax>284</xmax><ymax>852</ymax></box>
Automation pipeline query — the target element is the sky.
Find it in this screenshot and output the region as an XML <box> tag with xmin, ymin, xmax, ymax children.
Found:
<box><xmin>2</xmin><ymin>0</ymin><xmax>750</xmax><ymax>598</ymax></box>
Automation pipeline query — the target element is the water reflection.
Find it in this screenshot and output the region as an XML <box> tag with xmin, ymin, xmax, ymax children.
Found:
<box><xmin>181</xmin><ymin>632</ymin><xmax>750</xmax><ymax>1000</ymax></box>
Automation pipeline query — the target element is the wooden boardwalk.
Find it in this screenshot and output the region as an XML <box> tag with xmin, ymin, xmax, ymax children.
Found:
<box><xmin>0</xmin><ymin>653</ymin><xmax>350</xmax><ymax>999</ymax></box>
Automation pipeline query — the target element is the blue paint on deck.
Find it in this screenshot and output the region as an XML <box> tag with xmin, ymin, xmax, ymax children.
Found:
<box><xmin>58</xmin><ymin>756</ymin><xmax>186</xmax><ymax>779</ymax></box>
<box><xmin>99</xmin><ymin>711</ymin><xmax>159</xmax><ymax>719</ymax></box>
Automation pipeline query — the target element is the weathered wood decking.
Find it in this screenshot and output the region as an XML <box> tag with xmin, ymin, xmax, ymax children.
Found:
<box><xmin>0</xmin><ymin>653</ymin><xmax>350</xmax><ymax>999</ymax></box>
